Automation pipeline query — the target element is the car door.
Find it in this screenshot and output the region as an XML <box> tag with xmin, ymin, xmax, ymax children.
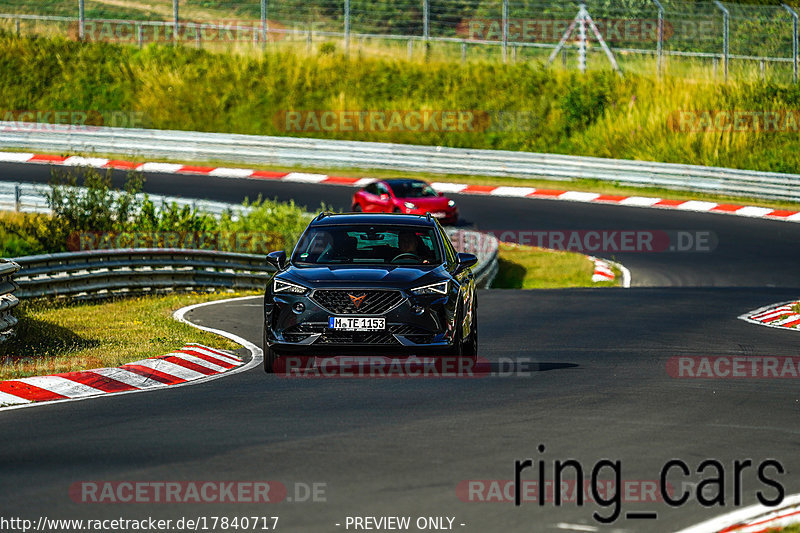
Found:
<box><xmin>374</xmin><ymin>182</ymin><xmax>394</xmax><ymax>213</ymax></box>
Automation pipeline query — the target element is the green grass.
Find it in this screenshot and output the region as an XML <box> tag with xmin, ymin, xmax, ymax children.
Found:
<box><xmin>493</xmin><ymin>242</ymin><xmax>619</xmax><ymax>289</ymax></box>
<box><xmin>0</xmin><ymin>291</ymin><xmax>255</xmax><ymax>380</ymax></box>
<box><xmin>1</xmin><ymin>32</ymin><xmax>800</xmax><ymax>177</ymax></box>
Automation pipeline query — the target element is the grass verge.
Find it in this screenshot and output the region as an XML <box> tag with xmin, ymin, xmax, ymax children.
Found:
<box><xmin>493</xmin><ymin>242</ymin><xmax>620</xmax><ymax>289</ymax></box>
<box><xmin>0</xmin><ymin>291</ymin><xmax>259</xmax><ymax>380</ymax></box>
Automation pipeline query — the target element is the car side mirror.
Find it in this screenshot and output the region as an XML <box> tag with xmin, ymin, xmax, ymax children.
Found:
<box><xmin>455</xmin><ymin>252</ymin><xmax>478</xmax><ymax>272</ymax></box>
<box><xmin>380</xmin><ymin>193</ymin><xmax>389</xmax><ymax>200</ymax></box>
<box><xmin>266</xmin><ymin>250</ymin><xmax>287</xmax><ymax>270</ymax></box>
<box><xmin>438</xmin><ymin>192</ymin><xmax>444</xmax><ymax>197</ymax></box>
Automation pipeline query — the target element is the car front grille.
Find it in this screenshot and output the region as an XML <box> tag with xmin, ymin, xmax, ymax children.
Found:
<box><xmin>311</xmin><ymin>289</ymin><xmax>404</xmax><ymax>315</ymax></box>
<box><xmin>315</xmin><ymin>331</ymin><xmax>398</xmax><ymax>345</ymax></box>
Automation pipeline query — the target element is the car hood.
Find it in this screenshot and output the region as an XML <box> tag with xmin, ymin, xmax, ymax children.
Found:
<box><xmin>282</xmin><ymin>264</ymin><xmax>446</xmax><ymax>288</ymax></box>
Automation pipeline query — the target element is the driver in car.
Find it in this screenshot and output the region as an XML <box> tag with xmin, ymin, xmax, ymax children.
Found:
<box><xmin>397</xmin><ymin>231</ymin><xmax>430</xmax><ymax>264</ymax></box>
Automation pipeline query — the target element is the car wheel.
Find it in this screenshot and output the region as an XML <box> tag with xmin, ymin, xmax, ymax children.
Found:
<box><xmin>393</xmin><ymin>207</ymin><xmax>402</xmax><ymax>213</ymax></box>
<box><xmin>463</xmin><ymin>298</ymin><xmax>478</xmax><ymax>360</ymax></box>
<box><xmin>263</xmin><ymin>325</ymin><xmax>279</xmax><ymax>373</ymax></box>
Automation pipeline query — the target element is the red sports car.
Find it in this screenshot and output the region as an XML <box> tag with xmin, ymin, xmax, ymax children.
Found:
<box><xmin>351</xmin><ymin>179</ymin><xmax>458</xmax><ymax>224</ymax></box>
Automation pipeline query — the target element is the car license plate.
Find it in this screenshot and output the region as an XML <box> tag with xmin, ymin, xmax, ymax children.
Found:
<box><xmin>432</xmin><ymin>212</ymin><xmax>446</xmax><ymax>218</ymax></box>
<box><xmin>328</xmin><ymin>317</ymin><xmax>386</xmax><ymax>331</ymax></box>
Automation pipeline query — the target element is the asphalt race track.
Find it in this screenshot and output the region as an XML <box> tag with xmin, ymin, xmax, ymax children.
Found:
<box><xmin>1</xmin><ymin>163</ymin><xmax>800</xmax><ymax>532</ymax></box>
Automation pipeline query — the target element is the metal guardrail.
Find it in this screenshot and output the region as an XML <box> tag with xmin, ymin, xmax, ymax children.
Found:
<box><xmin>10</xmin><ymin>230</ymin><xmax>499</xmax><ymax>298</ymax></box>
<box><xmin>2</xmin><ymin>122</ymin><xmax>799</xmax><ymax>202</ymax></box>
<box><xmin>0</xmin><ymin>181</ymin><xmax>252</xmax><ymax>217</ymax></box>
<box><xmin>12</xmin><ymin>249</ymin><xmax>274</xmax><ymax>299</ymax></box>
<box><xmin>0</xmin><ymin>259</ymin><xmax>21</xmax><ymax>342</ymax></box>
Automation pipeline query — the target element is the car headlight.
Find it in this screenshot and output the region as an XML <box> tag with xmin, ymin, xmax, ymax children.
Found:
<box><xmin>404</xmin><ymin>202</ymin><xmax>417</xmax><ymax>209</ymax></box>
<box><xmin>273</xmin><ymin>278</ymin><xmax>308</xmax><ymax>294</ymax></box>
<box><xmin>447</xmin><ymin>200</ymin><xmax>456</xmax><ymax>208</ymax></box>
<box><xmin>410</xmin><ymin>281</ymin><xmax>449</xmax><ymax>295</ymax></box>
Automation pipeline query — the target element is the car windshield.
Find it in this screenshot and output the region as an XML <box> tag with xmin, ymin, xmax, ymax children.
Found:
<box><xmin>389</xmin><ymin>181</ymin><xmax>438</xmax><ymax>198</ymax></box>
<box><xmin>292</xmin><ymin>225</ymin><xmax>441</xmax><ymax>265</ymax></box>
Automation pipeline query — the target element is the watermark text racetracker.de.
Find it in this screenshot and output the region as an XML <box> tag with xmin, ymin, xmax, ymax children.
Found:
<box><xmin>458</xmin><ymin>230</ymin><xmax>717</xmax><ymax>254</ymax></box>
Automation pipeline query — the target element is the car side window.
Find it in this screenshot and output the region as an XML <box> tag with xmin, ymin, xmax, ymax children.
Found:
<box><xmin>376</xmin><ymin>183</ymin><xmax>391</xmax><ymax>196</ymax></box>
<box><xmin>438</xmin><ymin>225</ymin><xmax>457</xmax><ymax>268</ymax></box>
<box><xmin>364</xmin><ymin>183</ymin><xmax>379</xmax><ymax>195</ymax></box>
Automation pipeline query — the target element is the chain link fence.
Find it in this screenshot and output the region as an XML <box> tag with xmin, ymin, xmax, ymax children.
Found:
<box><xmin>0</xmin><ymin>1</ymin><xmax>797</xmax><ymax>80</ymax></box>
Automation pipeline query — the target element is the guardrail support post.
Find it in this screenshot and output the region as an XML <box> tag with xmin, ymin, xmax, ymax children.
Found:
<box><xmin>784</xmin><ymin>4</ymin><xmax>799</xmax><ymax>83</ymax></box>
<box><xmin>137</xmin><ymin>24</ymin><xmax>143</xmax><ymax>48</ymax></box>
<box><xmin>461</xmin><ymin>42</ymin><xmax>466</xmax><ymax>63</ymax></box>
<box><xmin>261</xmin><ymin>0</ymin><xmax>267</xmax><ymax>49</ymax></box>
<box><xmin>14</xmin><ymin>183</ymin><xmax>20</xmax><ymax>212</ymax></box>
<box><xmin>15</xmin><ymin>17</ymin><xmax>20</xmax><ymax>37</ymax></box>
<box><xmin>408</xmin><ymin>39</ymin><xmax>413</xmax><ymax>60</ymax></box>
<box><xmin>344</xmin><ymin>0</ymin><xmax>350</xmax><ymax>56</ymax></box>
<box><xmin>502</xmin><ymin>0</ymin><xmax>509</xmax><ymax>63</ymax></box>
<box><xmin>78</xmin><ymin>0</ymin><xmax>85</xmax><ymax>40</ymax></box>
<box><xmin>714</xmin><ymin>0</ymin><xmax>729</xmax><ymax>81</ymax></box>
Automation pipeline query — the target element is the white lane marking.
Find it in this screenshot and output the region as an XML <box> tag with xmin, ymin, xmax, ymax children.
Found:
<box><xmin>62</xmin><ymin>156</ymin><xmax>110</xmax><ymax>168</ymax></box>
<box><xmin>618</xmin><ymin>196</ymin><xmax>662</xmax><ymax>206</ymax></box>
<box><xmin>0</xmin><ymin>391</ymin><xmax>31</xmax><ymax>405</ymax></box>
<box><xmin>15</xmin><ymin>376</ymin><xmax>104</xmax><ymax>398</ymax></box>
<box><xmin>735</xmin><ymin>206</ymin><xmax>774</xmax><ymax>218</ymax></box>
<box><xmin>676</xmin><ymin>200</ymin><xmax>718</xmax><ymax>212</ymax></box>
<box><xmin>559</xmin><ymin>191</ymin><xmax>601</xmax><ymax>202</ymax></box>
<box><xmin>283</xmin><ymin>172</ymin><xmax>328</xmax><ymax>183</ymax></box>
<box><xmin>209</xmin><ymin>167</ymin><xmax>255</xmax><ymax>178</ymax></box>
<box><xmin>787</xmin><ymin>212</ymin><xmax>800</xmax><ymax>222</ymax></box>
<box><xmin>170</xmin><ymin>353</ymin><xmax>228</xmax><ymax>373</ymax></box>
<box><xmin>674</xmin><ymin>492</ymin><xmax>800</xmax><ymax>533</ymax></box>
<box><xmin>490</xmin><ymin>186</ymin><xmax>537</xmax><ymax>197</ymax></box>
<box><xmin>431</xmin><ymin>182</ymin><xmax>468</xmax><ymax>193</ymax></box>
<box><xmin>139</xmin><ymin>162</ymin><xmax>185</xmax><ymax>173</ymax></box>
<box><xmin>555</xmin><ymin>524</ymin><xmax>599</xmax><ymax>532</ymax></box>
<box><xmin>0</xmin><ymin>152</ymin><xmax>34</xmax><ymax>162</ymax></box>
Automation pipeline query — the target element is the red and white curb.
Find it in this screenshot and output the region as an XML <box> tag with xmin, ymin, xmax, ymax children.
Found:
<box><xmin>589</xmin><ymin>256</ymin><xmax>615</xmax><ymax>284</ymax></box>
<box><xmin>675</xmin><ymin>493</ymin><xmax>800</xmax><ymax>533</ymax></box>
<box><xmin>0</xmin><ymin>295</ymin><xmax>264</xmax><ymax>411</ymax></box>
<box><xmin>2</xmin><ymin>151</ymin><xmax>800</xmax><ymax>224</ymax></box>
<box><xmin>739</xmin><ymin>300</ymin><xmax>800</xmax><ymax>331</ymax></box>
<box><xmin>0</xmin><ymin>344</ymin><xmax>243</xmax><ymax>408</ymax></box>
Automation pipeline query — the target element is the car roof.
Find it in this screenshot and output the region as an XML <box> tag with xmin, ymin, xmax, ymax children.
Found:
<box><xmin>310</xmin><ymin>212</ymin><xmax>436</xmax><ymax>227</ymax></box>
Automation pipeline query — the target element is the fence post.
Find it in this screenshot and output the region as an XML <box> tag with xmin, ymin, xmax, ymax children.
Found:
<box><xmin>578</xmin><ymin>3</ymin><xmax>587</xmax><ymax>73</ymax></box>
<box><xmin>461</xmin><ymin>42</ymin><xmax>466</xmax><ymax>63</ymax></box>
<box><xmin>408</xmin><ymin>39</ymin><xmax>413</xmax><ymax>60</ymax></box>
<box><xmin>79</xmin><ymin>0</ymin><xmax>85</xmax><ymax>40</ymax></box>
<box><xmin>15</xmin><ymin>18</ymin><xmax>20</xmax><ymax>37</ymax></box>
<box><xmin>714</xmin><ymin>0</ymin><xmax>729</xmax><ymax>81</ymax></box>
<box><xmin>173</xmin><ymin>0</ymin><xmax>179</xmax><ymax>44</ymax></box>
<box><xmin>652</xmin><ymin>0</ymin><xmax>664</xmax><ymax>77</ymax></box>
<box><xmin>422</xmin><ymin>0</ymin><xmax>429</xmax><ymax>60</ymax></box>
<box><xmin>344</xmin><ymin>0</ymin><xmax>350</xmax><ymax>56</ymax></box>
<box><xmin>784</xmin><ymin>4</ymin><xmax>799</xmax><ymax>83</ymax></box>
<box><xmin>261</xmin><ymin>0</ymin><xmax>267</xmax><ymax>48</ymax></box>
<box><xmin>502</xmin><ymin>0</ymin><xmax>508</xmax><ymax>63</ymax></box>
<box><xmin>562</xmin><ymin>47</ymin><xmax>567</xmax><ymax>68</ymax></box>
<box><xmin>137</xmin><ymin>24</ymin><xmax>143</xmax><ymax>48</ymax></box>
<box><xmin>14</xmin><ymin>183</ymin><xmax>20</xmax><ymax>212</ymax></box>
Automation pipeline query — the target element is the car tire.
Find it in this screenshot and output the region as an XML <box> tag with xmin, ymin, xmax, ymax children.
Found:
<box><xmin>393</xmin><ymin>207</ymin><xmax>402</xmax><ymax>213</ymax></box>
<box><xmin>263</xmin><ymin>326</ymin><xmax>279</xmax><ymax>373</ymax></box>
<box><xmin>463</xmin><ymin>298</ymin><xmax>478</xmax><ymax>360</ymax></box>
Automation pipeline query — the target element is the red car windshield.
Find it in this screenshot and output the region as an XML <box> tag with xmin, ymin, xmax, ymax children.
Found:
<box><xmin>292</xmin><ymin>226</ymin><xmax>441</xmax><ymax>265</ymax></box>
<box><xmin>389</xmin><ymin>182</ymin><xmax>439</xmax><ymax>199</ymax></box>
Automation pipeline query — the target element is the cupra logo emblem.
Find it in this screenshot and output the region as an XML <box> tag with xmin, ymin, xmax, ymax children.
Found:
<box><xmin>348</xmin><ymin>294</ymin><xmax>367</xmax><ymax>309</ymax></box>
